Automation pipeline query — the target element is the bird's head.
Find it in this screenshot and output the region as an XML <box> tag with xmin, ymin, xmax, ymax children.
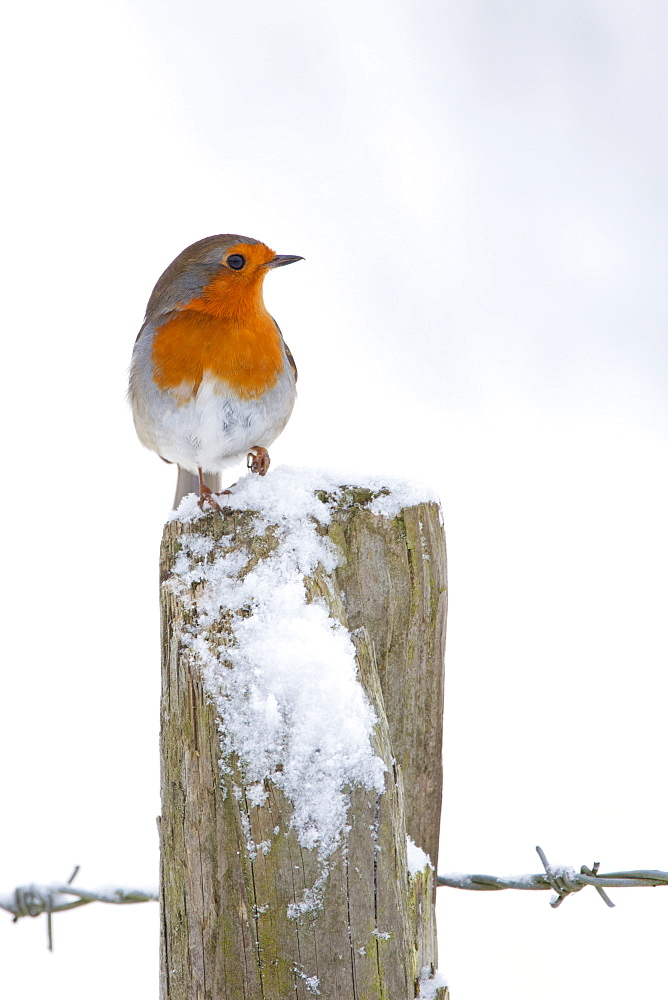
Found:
<box><xmin>146</xmin><ymin>234</ymin><xmax>303</xmax><ymax>323</ymax></box>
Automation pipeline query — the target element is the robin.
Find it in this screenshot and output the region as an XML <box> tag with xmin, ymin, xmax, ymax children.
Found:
<box><xmin>129</xmin><ymin>234</ymin><xmax>303</xmax><ymax>510</ymax></box>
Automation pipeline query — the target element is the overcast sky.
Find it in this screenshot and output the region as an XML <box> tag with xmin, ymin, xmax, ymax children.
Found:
<box><xmin>2</xmin><ymin>2</ymin><xmax>668</xmax><ymax>998</ymax></box>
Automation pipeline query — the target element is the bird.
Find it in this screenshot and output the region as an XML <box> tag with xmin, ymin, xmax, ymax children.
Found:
<box><xmin>129</xmin><ymin>234</ymin><xmax>302</xmax><ymax>511</ymax></box>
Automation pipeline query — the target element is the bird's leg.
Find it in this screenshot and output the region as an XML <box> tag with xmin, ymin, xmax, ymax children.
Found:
<box><xmin>247</xmin><ymin>446</ymin><xmax>270</xmax><ymax>476</ymax></box>
<box><xmin>197</xmin><ymin>468</ymin><xmax>224</xmax><ymax>512</ymax></box>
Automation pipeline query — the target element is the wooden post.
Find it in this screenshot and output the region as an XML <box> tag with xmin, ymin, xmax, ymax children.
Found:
<box><xmin>159</xmin><ymin>479</ymin><xmax>448</xmax><ymax>1000</ymax></box>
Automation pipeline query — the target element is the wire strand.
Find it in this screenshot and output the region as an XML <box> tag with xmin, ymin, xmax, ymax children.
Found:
<box><xmin>436</xmin><ymin>846</ymin><xmax>668</xmax><ymax>908</ymax></box>
<box><xmin>0</xmin><ymin>869</ymin><xmax>158</xmax><ymax>950</ymax></box>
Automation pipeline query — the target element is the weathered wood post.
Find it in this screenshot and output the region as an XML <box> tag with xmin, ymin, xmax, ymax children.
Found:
<box><xmin>159</xmin><ymin>470</ymin><xmax>448</xmax><ymax>999</ymax></box>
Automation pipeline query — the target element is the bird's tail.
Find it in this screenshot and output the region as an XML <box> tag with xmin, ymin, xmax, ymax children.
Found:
<box><xmin>173</xmin><ymin>467</ymin><xmax>221</xmax><ymax>509</ymax></box>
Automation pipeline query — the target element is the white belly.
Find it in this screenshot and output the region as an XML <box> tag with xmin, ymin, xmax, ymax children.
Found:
<box><xmin>131</xmin><ymin>368</ymin><xmax>296</xmax><ymax>475</ymax></box>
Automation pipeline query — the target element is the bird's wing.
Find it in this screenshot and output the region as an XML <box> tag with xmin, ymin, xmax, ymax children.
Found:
<box><xmin>272</xmin><ymin>318</ymin><xmax>297</xmax><ymax>382</ymax></box>
<box><xmin>134</xmin><ymin>320</ymin><xmax>149</xmax><ymax>345</ymax></box>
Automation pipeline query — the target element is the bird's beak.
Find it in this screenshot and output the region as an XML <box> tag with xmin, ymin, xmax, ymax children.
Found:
<box><xmin>266</xmin><ymin>254</ymin><xmax>304</xmax><ymax>269</ymax></box>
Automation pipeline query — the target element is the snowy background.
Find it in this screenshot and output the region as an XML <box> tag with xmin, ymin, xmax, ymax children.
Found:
<box><xmin>2</xmin><ymin>1</ymin><xmax>668</xmax><ymax>997</ymax></box>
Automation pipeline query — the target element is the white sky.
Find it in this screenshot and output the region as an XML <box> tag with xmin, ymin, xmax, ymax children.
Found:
<box><xmin>1</xmin><ymin>1</ymin><xmax>667</xmax><ymax>997</ymax></box>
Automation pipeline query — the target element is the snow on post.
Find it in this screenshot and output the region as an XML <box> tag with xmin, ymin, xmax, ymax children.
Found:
<box><xmin>159</xmin><ymin>467</ymin><xmax>448</xmax><ymax>1000</ymax></box>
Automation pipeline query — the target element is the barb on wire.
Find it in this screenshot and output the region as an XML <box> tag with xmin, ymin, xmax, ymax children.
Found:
<box><xmin>0</xmin><ymin>867</ymin><xmax>158</xmax><ymax>950</ymax></box>
<box><xmin>437</xmin><ymin>846</ymin><xmax>668</xmax><ymax>909</ymax></box>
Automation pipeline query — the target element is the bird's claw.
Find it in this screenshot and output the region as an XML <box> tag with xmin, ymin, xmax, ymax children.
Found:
<box><xmin>197</xmin><ymin>484</ymin><xmax>231</xmax><ymax>513</ymax></box>
<box><xmin>247</xmin><ymin>446</ymin><xmax>270</xmax><ymax>476</ymax></box>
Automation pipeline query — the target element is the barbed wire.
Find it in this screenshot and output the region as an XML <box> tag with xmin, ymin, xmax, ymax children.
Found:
<box><xmin>0</xmin><ymin>866</ymin><xmax>158</xmax><ymax>950</ymax></box>
<box><xmin>5</xmin><ymin>845</ymin><xmax>667</xmax><ymax>950</ymax></box>
<box><xmin>437</xmin><ymin>845</ymin><xmax>668</xmax><ymax>908</ymax></box>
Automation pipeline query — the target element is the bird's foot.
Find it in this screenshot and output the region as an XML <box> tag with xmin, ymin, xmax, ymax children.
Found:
<box><xmin>197</xmin><ymin>484</ymin><xmax>233</xmax><ymax>513</ymax></box>
<box><xmin>247</xmin><ymin>446</ymin><xmax>270</xmax><ymax>476</ymax></box>
<box><xmin>196</xmin><ymin>466</ymin><xmax>233</xmax><ymax>513</ymax></box>
<box><xmin>197</xmin><ymin>484</ymin><xmax>223</xmax><ymax>513</ymax></box>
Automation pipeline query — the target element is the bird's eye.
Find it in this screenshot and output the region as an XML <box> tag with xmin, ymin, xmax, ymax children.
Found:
<box><xmin>227</xmin><ymin>254</ymin><xmax>246</xmax><ymax>270</ymax></box>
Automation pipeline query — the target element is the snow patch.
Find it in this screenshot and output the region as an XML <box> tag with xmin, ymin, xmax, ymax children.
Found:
<box><xmin>406</xmin><ymin>835</ymin><xmax>433</xmax><ymax>877</ymax></box>
<box><xmin>170</xmin><ymin>464</ymin><xmax>438</xmax><ymax>525</ymax></box>
<box><xmin>417</xmin><ymin>966</ymin><xmax>449</xmax><ymax>999</ymax></box>
<box><xmin>293</xmin><ymin>967</ymin><xmax>321</xmax><ymax>995</ymax></box>
<box><xmin>372</xmin><ymin>928</ymin><xmax>391</xmax><ymax>940</ymax></box>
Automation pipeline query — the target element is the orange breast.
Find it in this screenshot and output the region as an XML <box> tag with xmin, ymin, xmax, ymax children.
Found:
<box><xmin>151</xmin><ymin>308</ymin><xmax>284</xmax><ymax>400</ymax></box>
<box><xmin>151</xmin><ymin>243</ymin><xmax>286</xmax><ymax>400</ymax></box>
